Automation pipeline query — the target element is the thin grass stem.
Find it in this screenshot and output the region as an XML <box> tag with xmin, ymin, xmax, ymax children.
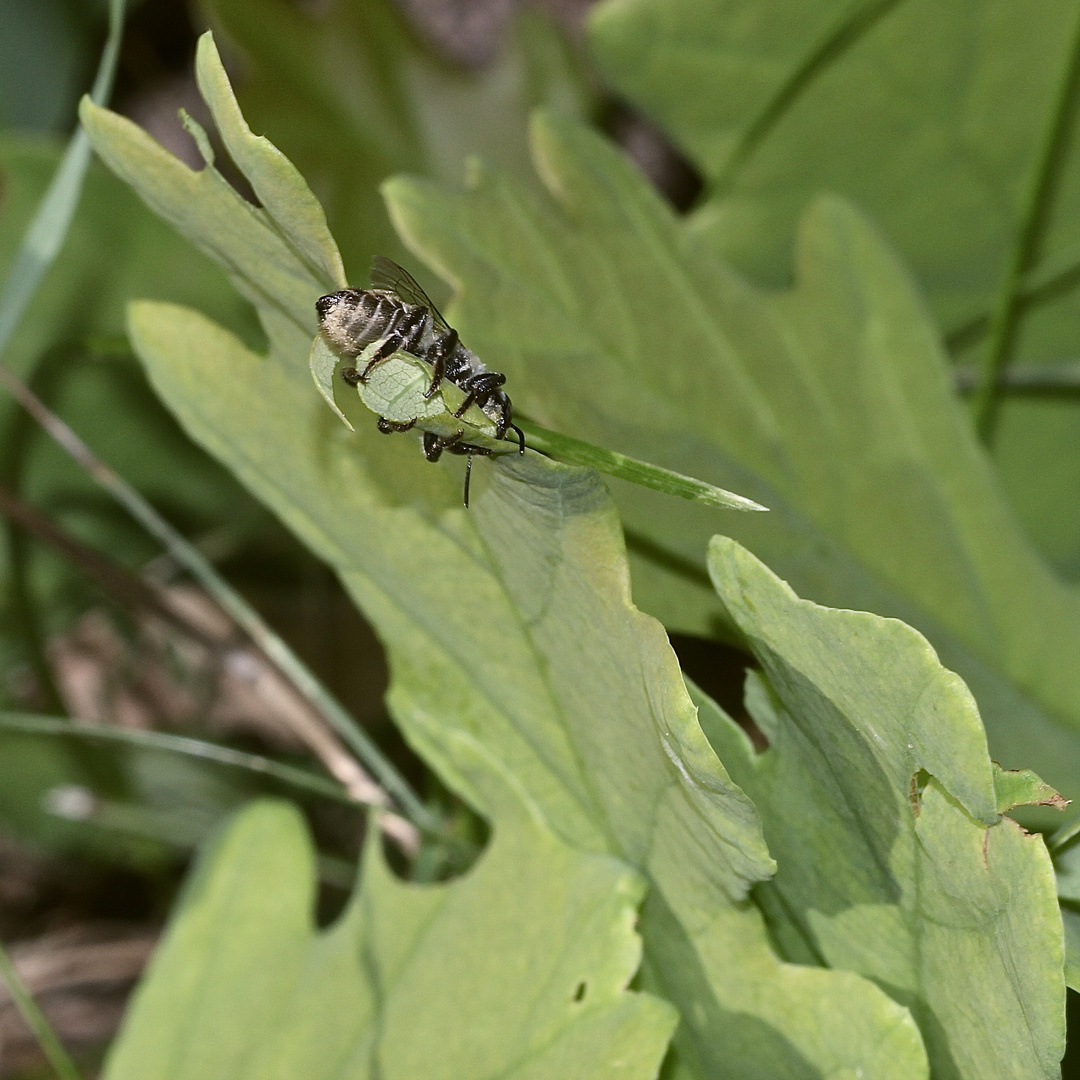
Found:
<box><xmin>0</xmin><ymin>939</ymin><xmax>81</xmax><ymax>1080</ymax></box>
<box><xmin>971</xmin><ymin>7</ymin><xmax>1080</xmax><ymax>442</ymax></box>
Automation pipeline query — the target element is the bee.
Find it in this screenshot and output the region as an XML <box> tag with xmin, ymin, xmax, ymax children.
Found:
<box><xmin>316</xmin><ymin>257</ymin><xmax>525</xmax><ymax>506</ymax></box>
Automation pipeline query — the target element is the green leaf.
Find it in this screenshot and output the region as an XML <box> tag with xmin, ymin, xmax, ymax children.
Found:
<box><xmin>694</xmin><ymin>536</ymin><xmax>1065</xmax><ymax>1080</ymax></box>
<box><xmin>103</xmin><ymin>799</ymin><xmax>675</xmax><ymax>1080</ymax></box>
<box><xmin>91</xmin><ymin>50</ymin><xmax>928</xmax><ymax>1076</ymax></box>
<box><xmin>993</xmin><ymin>763</ymin><xmax>1069</xmax><ymax>815</ymax></box>
<box><xmin>586</xmin><ymin>0</ymin><xmax>1078</xmax><ymax>332</ymax></box>
<box><xmin>204</xmin><ymin>0</ymin><xmax>592</xmax><ymax>279</ymax></box>
<box><xmin>383</xmin><ymin>111</ymin><xmax>1080</xmax><ymax>807</ymax></box>
<box><xmin>79</xmin><ymin>34</ymin><xmax>342</xmax><ymax>339</ymax></box>
<box><xmin>587</xmin><ymin>0</ymin><xmax>1080</xmax><ymax>581</ymax></box>
<box><xmin>130</xmin><ymin>299</ymin><xmax>925</xmax><ymax>1078</ymax></box>
<box><xmin>192</xmin><ymin>34</ymin><xmax>347</xmax><ymax>291</ymax></box>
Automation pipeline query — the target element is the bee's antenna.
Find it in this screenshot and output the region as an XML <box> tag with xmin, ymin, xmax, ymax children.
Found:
<box><xmin>509</xmin><ymin>423</ymin><xmax>526</xmax><ymax>454</ymax></box>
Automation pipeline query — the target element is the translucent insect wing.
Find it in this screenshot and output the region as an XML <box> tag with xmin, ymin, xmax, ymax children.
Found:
<box><xmin>369</xmin><ymin>256</ymin><xmax>451</xmax><ymax>333</ymax></box>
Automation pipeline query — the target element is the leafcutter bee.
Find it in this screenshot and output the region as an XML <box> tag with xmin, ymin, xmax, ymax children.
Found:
<box><xmin>316</xmin><ymin>257</ymin><xmax>525</xmax><ymax>506</ymax></box>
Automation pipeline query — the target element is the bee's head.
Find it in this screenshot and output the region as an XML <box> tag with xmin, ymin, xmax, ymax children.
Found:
<box><xmin>316</xmin><ymin>292</ymin><xmax>343</xmax><ymax>320</ymax></box>
<box><xmin>316</xmin><ymin>289</ymin><xmax>366</xmax><ymax>356</ymax></box>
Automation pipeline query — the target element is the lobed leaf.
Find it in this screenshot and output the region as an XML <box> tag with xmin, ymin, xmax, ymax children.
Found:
<box><xmin>128</xmin><ymin>297</ymin><xmax>925</xmax><ymax>1079</ymax></box>
<box><xmin>102</xmin><ymin>799</ymin><xmax>675</xmax><ymax>1080</ymax></box>
<box><xmin>694</xmin><ymin>537</ymin><xmax>1065</xmax><ymax>1079</ymax></box>
<box><xmin>88</xmin><ymin>39</ymin><xmax>954</xmax><ymax>1077</ymax></box>
<box><xmin>383</xmin><ymin>110</ymin><xmax>1080</xmax><ymax>810</ymax></box>
<box><xmin>587</xmin><ymin>0</ymin><xmax>1080</xmax><ymax>584</ymax></box>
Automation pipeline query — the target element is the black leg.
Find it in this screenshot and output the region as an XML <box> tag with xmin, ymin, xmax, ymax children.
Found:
<box><xmin>359</xmin><ymin>332</ymin><xmax>405</xmax><ymax>381</ymax></box>
<box><xmin>422</xmin><ymin>430</ymin><xmax>495</xmax><ymax>507</ymax></box>
<box><xmin>423</xmin><ymin>430</ymin><xmax>457</xmax><ymax>462</ymax></box>
<box><xmin>377</xmin><ymin>418</ymin><xmax>416</xmax><ymax>434</ymax></box>
<box><xmin>423</xmin><ymin>351</ymin><xmax>446</xmax><ymax>399</ymax></box>
<box><xmin>453</xmin><ymin>390</ymin><xmax>479</xmax><ymax>418</ymax></box>
<box><xmin>341</xmin><ymin>366</ymin><xmax>362</xmax><ymax>386</ymax></box>
<box><xmin>463</xmin><ymin>456</ymin><xmax>474</xmax><ymax>508</ymax></box>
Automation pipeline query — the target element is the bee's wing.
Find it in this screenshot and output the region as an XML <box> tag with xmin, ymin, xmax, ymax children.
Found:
<box><xmin>370</xmin><ymin>257</ymin><xmax>452</xmax><ymax>334</ymax></box>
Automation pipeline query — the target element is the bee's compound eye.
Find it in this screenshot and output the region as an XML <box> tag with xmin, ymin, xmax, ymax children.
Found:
<box><xmin>315</xmin><ymin>293</ymin><xmax>341</xmax><ymax>319</ymax></box>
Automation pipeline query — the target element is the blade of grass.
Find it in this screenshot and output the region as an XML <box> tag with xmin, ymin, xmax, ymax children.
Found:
<box><xmin>0</xmin><ymin>0</ymin><xmax>125</xmax><ymax>356</ymax></box>
<box><xmin>515</xmin><ymin>418</ymin><xmax>769</xmax><ymax>511</ymax></box>
<box><xmin>944</xmin><ymin>243</ymin><xmax>1080</xmax><ymax>353</ymax></box>
<box><xmin>0</xmin><ymin>712</ymin><xmax>357</xmax><ymax>807</ymax></box>
<box><xmin>709</xmin><ymin>0</ymin><xmax>907</xmax><ymax>196</ymax></box>
<box><xmin>971</xmin><ymin>4</ymin><xmax>1080</xmax><ymax>443</ymax></box>
<box><xmin>0</xmin><ymin>938</ymin><xmax>81</xmax><ymax>1080</ymax></box>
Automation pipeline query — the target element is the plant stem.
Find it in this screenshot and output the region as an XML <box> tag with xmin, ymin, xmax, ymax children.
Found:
<box><xmin>971</xmin><ymin>6</ymin><xmax>1080</xmax><ymax>443</ymax></box>
<box><xmin>711</xmin><ymin>0</ymin><xmax>906</xmax><ymax>195</ymax></box>
<box><xmin>0</xmin><ymin>938</ymin><xmax>81</xmax><ymax>1080</ymax></box>
<box><xmin>0</xmin><ymin>713</ymin><xmax>359</xmax><ymax>807</ymax></box>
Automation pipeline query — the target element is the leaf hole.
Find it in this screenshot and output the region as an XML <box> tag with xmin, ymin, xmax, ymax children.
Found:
<box><xmin>669</xmin><ymin>635</ymin><xmax>766</xmax><ymax>750</ymax></box>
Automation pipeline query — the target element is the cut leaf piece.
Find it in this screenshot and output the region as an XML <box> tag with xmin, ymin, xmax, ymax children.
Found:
<box><xmin>694</xmin><ymin>536</ymin><xmax>1065</xmax><ymax>1080</ymax></box>
<box><xmin>103</xmin><ymin>799</ymin><xmax>675</xmax><ymax>1080</ymax></box>
<box><xmin>383</xmin><ymin>110</ymin><xmax>1080</xmax><ymax>806</ymax></box>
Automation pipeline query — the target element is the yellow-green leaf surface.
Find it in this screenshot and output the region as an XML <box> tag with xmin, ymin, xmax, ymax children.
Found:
<box><xmin>103</xmin><ymin>800</ymin><xmax>675</xmax><ymax>1080</ymax></box>
<box><xmin>587</xmin><ymin>0</ymin><xmax>1080</xmax><ymax>589</ymax></box>
<box><xmin>383</xmin><ymin>110</ymin><xmax>1080</xmax><ymax>809</ymax></box>
<box><xmin>83</xmin><ymin>46</ymin><xmax>929</xmax><ymax>1078</ymax></box>
<box><xmin>694</xmin><ymin>538</ymin><xmax>1064</xmax><ymax>1080</ymax></box>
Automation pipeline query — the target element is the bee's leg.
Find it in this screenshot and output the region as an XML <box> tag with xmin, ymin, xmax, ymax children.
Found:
<box><xmin>358</xmin><ymin>336</ymin><xmax>402</xmax><ymax>381</ymax></box>
<box><xmin>453</xmin><ymin>371</ymin><xmax>505</xmax><ymax>419</ymax></box>
<box><xmin>422</xmin><ymin>430</ymin><xmax>457</xmax><ymax>462</ymax></box>
<box><xmin>423</xmin><ymin>329</ymin><xmax>458</xmax><ymax>399</ymax></box>
<box><xmin>377</xmin><ymin>418</ymin><xmax>416</xmax><ymax>434</ymax></box>
<box><xmin>453</xmin><ymin>389</ymin><xmax>478</xmax><ymax>417</ymax></box>
<box><xmin>464</xmin><ymin>455</ymin><xmax>475</xmax><ymax>508</ymax></box>
<box><xmin>341</xmin><ymin>366</ymin><xmax>362</xmax><ymax>386</ymax></box>
<box><xmin>424</xmin><ymin>351</ymin><xmax>446</xmax><ymax>400</ymax></box>
<box><xmin>422</xmin><ymin>430</ymin><xmax>494</xmax><ymax>507</ymax></box>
